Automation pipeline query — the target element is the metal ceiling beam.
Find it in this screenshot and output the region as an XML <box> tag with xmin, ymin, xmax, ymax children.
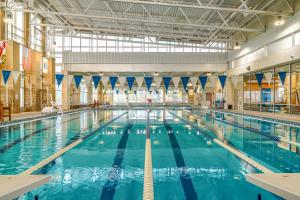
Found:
<box><xmin>7</xmin><ymin>8</ymin><xmax>262</xmax><ymax>32</ymax></box>
<box><xmin>35</xmin><ymin>23</ymin><xmax>241</xmax><ymax>42</ymax></box>
<box><xmin>110</xmin><ymin>0</ymin><xmax>286</xmax><ymax>15</ymax></box>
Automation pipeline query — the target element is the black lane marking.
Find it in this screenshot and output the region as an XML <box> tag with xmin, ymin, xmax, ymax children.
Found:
<box><xmin>0</xmin><ymin>116</ymin><xmax>81</xmax><ymax>154</ymax></box>
<box><xmin>164</xmin><ymin>120</ymin><xmax>198</xmax><ymax>200</ymax></box>
<box><xmin>34</xmin><ymin>113</ymin><xmax>127</xmax><ymax>174</ymax></box>
<box><xmin>100</xmin><ymin>123</ymin><xmax>133</xmax><ymax>200</ymax></box>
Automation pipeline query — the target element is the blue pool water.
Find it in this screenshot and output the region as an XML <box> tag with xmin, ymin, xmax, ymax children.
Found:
<box><xmin>1</xmin><ymin>108</ymin><xmax>298</xmax><ymax>199</ymax></box>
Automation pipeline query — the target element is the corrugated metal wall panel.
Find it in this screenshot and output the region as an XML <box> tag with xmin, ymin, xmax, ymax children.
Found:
<box><xmin>63</xmin><ymin>52</ymin><xmax>227</xmax><ymax>64</ymax></box>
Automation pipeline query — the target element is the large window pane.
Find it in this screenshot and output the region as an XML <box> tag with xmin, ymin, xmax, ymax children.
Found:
<box><xmin>243</xmin><ymin>74</ymin><xmax>250</xmax><ymax>110</ymax></box>
<box><xmin>250</xmin><ymin>73</ymin><xmax>260</xmax><ymax>111</ymax></box>
<box><xmin>274</xmin><ymin>65</ymin><xmax>290</xmax><ymax>114</ymax></box>
<box><xmin>291</xmin><ymin>63</ymin><xmax>300</xmax><ymax>115</ymax></box>
<box><xmin>261</xmin><ymin>69</ymin><xmax>274</xmax><ymax>112</ymax></box>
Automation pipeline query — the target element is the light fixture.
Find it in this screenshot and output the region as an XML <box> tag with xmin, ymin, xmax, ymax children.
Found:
<box><xmin>233</xmin><ymin>42</ymin><xmax>241</xmax><ymax>50</ymax></box>
<box><xmin>3</xmin><ymin>12</ymin><xmax>13</xmax><ymax>24</ymax></box>
<box><xmin>99</xmin><ymin>72</ymin><xmax>103</xmax><ymax>76</ymax></box>
<box><xmin>274</xmin><ymin>15</ymin><xmax>284</xmax><ymax>26</ymax></box>
<box><xmin>154</xmin><ymin>72</ymin><xmax>158</xmax><ymax>76</ymax></box>
<box><xmin>207</xmin><ymin>73</ymin><xmax>212</xmax><ymax>76</ymax></box>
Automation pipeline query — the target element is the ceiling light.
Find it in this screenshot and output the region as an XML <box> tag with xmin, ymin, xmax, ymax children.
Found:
<box><xmin>154</xmin><ymin>72</ymin><xmax>158</xmax><ymax>76</ymax></box>
<box><xmin>207</xmin><ymin>73</ymin><xmax>212</xmax><ymax>76</ymax></box>
<box><xmin>233</xmin><ymin>42</ymin><xmax>241</xmax><ymax>50</ymax></box>
<box><xmin>275</xmin><ymin>16</ymin><xmax>285</xmax><ymax>26</ymax></box>
<box><xmin>3</xmin><ymin>12</ymin><xmax>13</xmax><ymax>24</ymax></box>
<box><xmin>99</xmin><ymin>72</ymin><xmax>103</xmax><ymax>76</ymax></box>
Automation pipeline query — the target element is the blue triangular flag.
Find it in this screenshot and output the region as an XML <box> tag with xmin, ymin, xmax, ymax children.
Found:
<box><xmin>218</xmin><ymin>75</ymin><xmax>227</xmax><ymax>89</ymax></box>
<box><xmin>126</xmin><ymin>77</ymin><xmax>135</xmax><ymax>91</ymax></box>
<box><xmin>109</xmin><ymin>76</ymin><xmax>118</xmax><ymax>90</ymax></box>
<box><xmin>199</xmin><ymin>76</ymin><xmax>208</xmax><ymax>90</ymax></box>
<box><xmin>74</xmin><ymin>75</ymin><xmax>83</xmax><ymax>89</ymax></box>
<box><xmin>55</xmin><ymin>74</ymin><xmax>64</xmax><ymax>87</ymax></box>
<box><xmin>144</xmin><ymin>77</ymin><xmax>153</xmax><ymax>91</ymax></box>
<box><xmin>163</xmin><ymin>77</ymin><xmax>172</xmax><ymax>92</ymax></box>
<box><xmin>2</xmin><ymin>70</ymin><xmax>11</xmax><ymax>85</ymax></box>
<box><xmin>92</xmin><ymin>76</ymin><xmax>101</xmax><ymax>89</ymax></box>
<box><xmin>181</xmin><ymin>76</ymin><xmax>190</xmax><ymax>91</ymax></box>
<box><xmin>278</xmin><ymin>72</ymin><xmax>287</xmax><ymax>85</ymax></box>
<box><xmin>255</xmin><ymin>73</ymin><xmax>264</xmax><ymax>87</ymax></box>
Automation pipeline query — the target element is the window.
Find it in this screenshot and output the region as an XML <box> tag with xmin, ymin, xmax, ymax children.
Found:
<box><xmin>261</xmin><ymin>69</ymin><xmax>274</xmax><ymax>112</ymax></box>
<box><xmin>274</xmin><ymin>65</ymin><xmax>290</xmax><ymax>114</ymax></box>
<box><xmin>7</xmin><ymin>11</ymin><xmax>24</xmax><ymax>44</ymax></box>
<box><xmin>30</xmin><ymin>14</ymin><xmax>42</xmax><ymax>51</ymax></box>
<box><xmin>80</xmin><ymin>81</ymin><xmax>88</xmax><ymax>104</ymax></box>
<box><xmin>19</xmin><ymin>45</ymin><xmax>24</xmax><ymax>108</ymax></box>
<box><xmin>291</xmin><ymin>63</ymin><xmax>300</xmax><ymax>115</ymax></box>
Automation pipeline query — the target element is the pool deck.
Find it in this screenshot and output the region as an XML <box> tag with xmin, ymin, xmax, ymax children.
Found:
<box><xmin>223</xmin><ymin>109</ymin><xmax>300</xmax><ymax>123</ymax></box>
<box><xmin>0</xmin><ymin>107</ymin><xmax>92</xmax><ymax>127</ymax></box>
<box><xmin>246</xmin><ymin>173</ymin><xmax>300</xmax><ymax>200</ymax></box>
<box><xmin>0</xmin><ymin>175</ymin><xmax>51</xmax><ymax>200</ymax></box>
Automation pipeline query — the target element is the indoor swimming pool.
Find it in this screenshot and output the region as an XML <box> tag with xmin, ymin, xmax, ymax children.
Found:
<box><xmin>2</xmin><ymin>108</ymin><xmax>299</xmax><ymax>199</ymax></box>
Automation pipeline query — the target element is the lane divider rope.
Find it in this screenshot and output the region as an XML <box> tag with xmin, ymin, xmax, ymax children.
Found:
<box><xmin>143</xmin><ymin>110</ymin><xmax>154</xmax><ymax>200</ymax></box>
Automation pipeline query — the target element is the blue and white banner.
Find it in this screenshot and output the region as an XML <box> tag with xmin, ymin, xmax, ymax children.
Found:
<box><xmin>101</xmin><ymin>76</ymin><xmax>109</xmax><ymax>88</ymax></box>
<box><xmin>264</xmin><ymin>72</ymin><xmax>273</xmax><ymax>85</ymax></box>
<box><xmin>190</xmin><ymin>76</ymin><xmax>198</xmax><ymax>89</ymax></box>
<box><xmin>144</xmin><ymin>77</ymin><xmax>153</xmax><ymax>91</ymax></box>
<box><xmin>181</xmin><ymin>76</ymin><xmax>190</xmax><ymax>92</ymax></box>
<box><xmin>1</xmin><ymin>70</ymin><xmax>11</xmax><ymax>85</ymax></box>
<box><xmin>230</xmin><ymin>75</ymin><xmax>239</xmax><ymax>89</ymax></box>
<box><xmin>199</xmin><ymin>76</ymin><xmax>208</xmax><ymax>90</ymax></box>
<box><xmin>278</xmin><ymin>71</ymin><xmax>287</xmax><ymax>85</ymax></box>
<box><xmin>209</xmin><ymin>75</ymin><xmax>218</xmax><ymax>88</ymax></box>
<box><xmin>67</xmin><ymin>75</ymin><xmax>73</xmax><ymax>87</ymax></box>
<box><xmin>84</xmin><ymin>75</ymin><xmax>92</xmax><ymax>86</ymax></box>
<box><xmin>109</xmin><ymin>76</ymin><xmax>118</xmax><ymax>90</ymax></box>
<box><xmin>55</xmin><ymin>74</ymin><xmax>64</xmax><ymax>87</ymax></box>
<box><xmin>172</xmin><ymin>77</ymin><xmax>180</xmax><ymax>88</ymax></box>
<box><xmin>92</xmin><ymin>75</ymin><xmax>101</xmax><ymax>89</ymax></box>
<box><xmin>136</xmin><ymin>77</ymin><xmax>144</xmax><ymax>89</ymax></box>
<box><xmin>218</xmin><ymin>75</ymin><xmax>227</xmax><ymax>89</ymax></box>
<box><xmin>255</xmin><ymin>73</ymin><xmax>264</xmax><ymax>87</ymax></box>
<box><xmin>126</xmin><ymin>76</ymin><xmax>135</xmax><ymax>91</ymax></box>
<box><xmin>154</xmin><ymin>77</ymin><xmax>162</xmax><ymax>89</ymax></box>
<box><xmin>74</xmin><ymin>75</ymin><xmax>83</xmax><ymax>89</ymax></box>
<box><xmin>118</xmin><ymin>77</ymin><xmax>126</xmax><ymax>87</ymax></box>
<box><xmin>163</xmin><ymin>77</ymin><xmax>172</xmax><ymax>92</ymax></box>
<box><xmin>12</xmin><ymin>71</ymin><xmax>21</xmax><ymax>84</ymax></box>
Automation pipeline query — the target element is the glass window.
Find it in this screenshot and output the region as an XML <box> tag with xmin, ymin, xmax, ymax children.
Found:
<box><xmin>261</xmin><ymin>69</ymin><xmax>274</xmax><ymax>112</ymax></box>
<box><xmin>30</xmin><ymin>14</ymin><xmax>42</xmax><ymax>51</ymax></box>
<box><xmin>55</xmin><ymin>84</ymin><xmax>62</xmax><ymax>106</ymax></box>
<box><xmin>80</xmin><ymin>81</ymin><xmax>88</xmax><ymax>104</ymax></box>
<box><xmin>243</xmin><ymin>74</ymin><xmax>250</xmax><ymax>110</ymax></box>
<box><xmin>250</xmin><ymin>73</ymin><xmax>261</xmax><ymax>111</ymax></box>
<box><xmin>7</xmin><ymin>11</ymin><xmax>24</xmax><ymax>44</ymax></box>
<box><xmin>274</xmin><ymin>65</ymin><xmax>290</xmax><ymax>114</ymax></box>
<box><xmin>291</xmin><ymin>63</ymin><xmax>300</xmax><ymax>115</ymax></box>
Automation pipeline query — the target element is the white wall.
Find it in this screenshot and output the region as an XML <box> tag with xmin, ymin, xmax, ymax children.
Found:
<box><xmin>63</xmin><ymin>52</ymin><xmax>227</xmax><ymax>72</ymax></box>
<box><xmin>227</xmin><ymin>11</ymin><xmax>300</xmax><ymax>75</ymax></box>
